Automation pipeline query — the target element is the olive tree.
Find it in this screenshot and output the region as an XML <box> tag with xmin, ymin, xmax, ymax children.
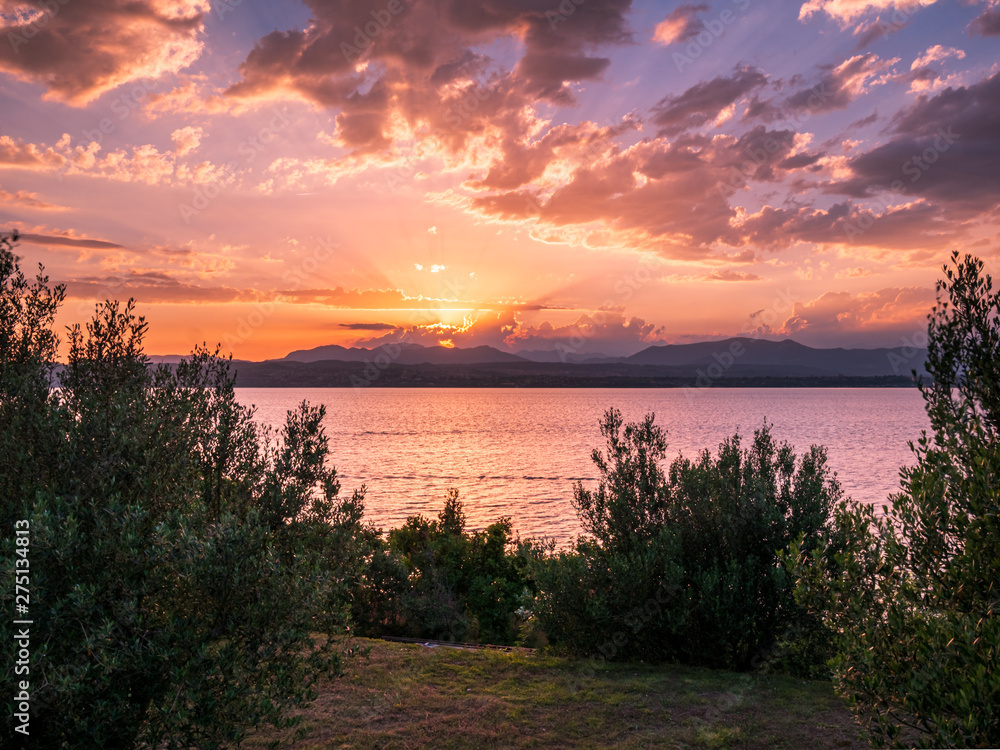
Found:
<box><xmin>791</xmin><ymin>252</ymin><xmax>1000</xmax><ymax>747</ymax></box>
<box><xmin>1</xmin><ymin>234</ymin><xmax>366</xmax><ymax>748</ymax></box>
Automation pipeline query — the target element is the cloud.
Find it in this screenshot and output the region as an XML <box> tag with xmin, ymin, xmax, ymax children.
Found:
<box><xmin>0</xmin><ymin>135</ymin><xmax>67</xmax><ymax>169</ymax></box>
<box><xmin>224</xmin><ymin>0</ymin><xmax>634</xmax><ymax>158</ymax></box>
<box><xmin>18</xmin><ymin>232</ymin><xmax>124</xmax><ymax>250</ymax></box>
<box><xmin>798</xmin><ymin>0</ymin><xmax>936</xmax><ymax>26</ymax></box>
<box><xmin>62</xmin><ymin>270</ymin><xmax>256</xmax><ymax>304</ymax></box>
<box><xmin>353</xmin><ymin>307</ymin><xmax>667</xmax><ymax>357</ymax></box>
<box><xmin>911</xmin><ymin>44</ymin><xmax>965</xmax><ymax>70</ymax></box>
<box><xmin>338</xmin><ymin>322</ymin><xmax>398</xmax><ymax>330</ymax></box>
<box><xmin>0</xmin><ymin>0</ymin><xmax>208</xmax><ymax>105</ymax></box>
<box><xmin>506</xmin><ymin>310</ymin><xmax>666</xmax><ymax>356</ymax></box>
<box><xmin>835</xmin><ymin>266</ymin><xmax>872</xmax><ymax>278</ymax></box>
<box><xmin>171</xmin><ymin>126</ymin><xmax>204</xmax><ymax>157</ymax></box>
<box><xmin>969</xmin><ymin>1</ymin><xmax>1000</xmax><ymax>36</ymax></box>
<box><xmin>784</xmin><ymin>53</ymin><xmax>896</xmax><ymax>114</ymax></box>
<box><xmin>703</xmin><ymin>269</ymin><xmax>763</xmax><ymax>281</ymax></box>
<box><xmin>276</xmin><ymin>286</ymin><xmax>452</xmax><ymax>309</ymax></box>
<box><xmin>833</xmin><ymin>71</ymin><xmax>1000</xmax><ymax>213</ymax></box>
<box><xmin>737</xmin><ymin>201</ymin><xmax>958</xmax><ymax>251</ymax></box>
<box><xmin>776</xmin><ymin>285</ymin><xmax>935</xmax><ymax>343</ymax></box>
<box><xmin>469</xmin><ymin>123</ymin><xmax>810</xmax><ymax>258</ymax></box>
<box><xmin>652</xmin><ymin>66</ymin><xmax>768</xmax><ymax>134</ymax></box>
<box><xmin>0</xmin><ymin>188</ymin><xmax>66</xmax><ymax>210</ymax></box>
<box><xmin>652</xmin><ymin>3</ymin><xmax>710</xmax><ymax>45</ymax></box>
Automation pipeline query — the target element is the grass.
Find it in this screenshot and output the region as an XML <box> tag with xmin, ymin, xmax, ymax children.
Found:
<box><xmin>244</xmin><ymin>639</ymin><xmax>866</xmax><ymax>749</ymax></box>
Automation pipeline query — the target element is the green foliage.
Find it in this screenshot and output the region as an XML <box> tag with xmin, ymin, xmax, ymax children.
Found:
<box><xmin>790</xmin><ymin>252</ymin><xmax>1000</xmax><ymax>748</ymax></box>
<box><xmin>530</xmin><ymin>409</ymin><xmax>841</xmax><ymax>672</ymax></box>
<box><xmin>0</xmin><ymin>238</ymin><xmax>365</xmax><ymax>748</ymax></box>
<box><xmin>357</xmin><ymin>489</ymin><xmax>532</xmax><ymax>645</ymax></box>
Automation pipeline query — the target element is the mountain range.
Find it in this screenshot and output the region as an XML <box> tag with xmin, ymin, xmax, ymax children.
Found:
<box><xmin>276</xmin><ymin>337</ymin><xmax>928</xmax><ymax>378</ymax></box>
<box><xmin>185</xmin><ymin>337</ymin><xmax>929</xmax><ymax>387</ymax></box>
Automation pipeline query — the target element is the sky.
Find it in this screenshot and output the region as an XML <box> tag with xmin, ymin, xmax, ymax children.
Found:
<box><xmin>1</xmin><ymin>0</ymin><xmax>998</xmax><ymax>360</ymax></box>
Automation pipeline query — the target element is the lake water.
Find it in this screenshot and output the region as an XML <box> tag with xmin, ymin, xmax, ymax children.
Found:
<box><xmin>236</xmin><ymin>388</ymin><xmax>930</xmax><ymax>544</ymax></box>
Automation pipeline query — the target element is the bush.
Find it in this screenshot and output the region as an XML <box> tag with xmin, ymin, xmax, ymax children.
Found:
<box><xmin>790</xmin><ymin>252</ymin><xmax>1000</xmax><ymax>747</ymax></box>
<box><xmin>530</xmin><ymin>409</ymin><xmax>841</xmax><ymax>671</ymax></box>
<box><xmin>369</xmin><ymin>490</ymin><xmax>532</xmax><ymax>645</ymax></box>
<box><xmin>0</xmin><ymin>235</ymin><xmax>365</xmax><ymax>748</ymax></box>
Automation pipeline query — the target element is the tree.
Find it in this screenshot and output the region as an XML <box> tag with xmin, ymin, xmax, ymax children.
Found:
<box><xmin>791</xmin><ymin>252</ymin><xmax>1000</xmax><ymax>747</ymax></box>
<box><xmin>1</xmin><ymin>236</ymin><xmax>366</xmax><ymax>748</ymax></box>
<box><xmin>531</xmin><ymin>408</ymin><xmax>842</xmax><ymax>671</ymax></box>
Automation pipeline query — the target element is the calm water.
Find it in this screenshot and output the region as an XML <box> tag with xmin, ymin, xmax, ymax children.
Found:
<box><xmin>236</xmin><ymin>388</ymin><xmax>929</xmax><ymax>544</ymax></box>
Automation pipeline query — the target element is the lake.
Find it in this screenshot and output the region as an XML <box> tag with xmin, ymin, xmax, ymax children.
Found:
<box><xmin>236</xmin><ymin>388</ymin><xmax>930</xmax><ymax>544</ymax></box>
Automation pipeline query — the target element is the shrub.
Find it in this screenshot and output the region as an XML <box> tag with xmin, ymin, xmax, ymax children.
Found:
<box><xmin>790</xmin><ymin>252</ymin><xmax>1000</xmax><ymax>747</ymax></box>
<box><xmin>377</xmin><ymin>490</ymin><xmax>532</xmax><ymax>645</ymax></box>
<box><xmin>0</xmin><ymin>236</ymin><xmax>364</xmax><ymax>748</ymax></box>
<box><xmin>531</xmin><ymin>409</ymin><xmax>841</xmax><ymax>671</ymax></box>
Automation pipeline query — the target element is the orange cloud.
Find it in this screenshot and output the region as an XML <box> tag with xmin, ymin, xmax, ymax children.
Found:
<box><xmin>777</xmin><ymin>286</ymin><xmax>935</xmax><ymax>344</ymax></box>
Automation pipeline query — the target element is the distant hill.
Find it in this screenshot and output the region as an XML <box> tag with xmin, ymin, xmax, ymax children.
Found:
<box><xmin>200</xmin><ymin>336</ymin><xmax>930</xmax><ymax>386</ymax></box>
<box><xmin>626</xmin><ymin>337</ymin><xmax>927</xmax><ymax>378</ymax></box>
<box><xmin>280</xmin><ymin>342</ymin><xmax>528</xmax><ymax>365</ymax></box>
<box><xmin>515</xmin><ymin>349</ymin><xmax>623</xmax><ymax>364</ymax></box>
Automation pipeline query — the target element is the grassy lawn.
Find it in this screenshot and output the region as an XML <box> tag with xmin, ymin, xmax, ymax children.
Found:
<box><xmin>244</xmin><ymin>639</ymin><xmax>866</xmax><ymax>749</ymax></box>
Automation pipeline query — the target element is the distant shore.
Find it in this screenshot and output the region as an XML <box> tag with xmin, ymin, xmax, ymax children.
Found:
<box><xmin>225</xmin><ymin>359</ymin><xmax>920</xmax><ymax>388</ymax></box>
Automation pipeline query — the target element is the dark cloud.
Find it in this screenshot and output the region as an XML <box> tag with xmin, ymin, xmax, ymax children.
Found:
<box><xmin>849</xmin><ymin>110</ymin><xmax>879</xmax><ymax>129</ymax></box>
<box><xmin>652</xmin><ymin>66</ymin><xmax>768</xmax><ymax>134</ymax></box>
<box><xmin>833</xmin><ymin>72</ymin><xmax>1000</xmax><ymax>212</ymax></box>
<box><xmin>19</xmin><ymin>232</ymin><xmax>123</xmax><ymax>250</ymax></box>
<box><xmin>969</xmin><ymin>5</ymin><xmax>1000</xmax><ymax>36</ymax></box>
<box><xmin>784</xmin><ymin>53</ymin><xmax>892</xmax><ymax>114</ymax></box>
<box><xmin>851</xmin><ymin>16</ymin><xmax>907</xmax><ymax>49</ymax></box>
<box><xmin>338</xmin><ymin>322</ymin><xmax>398</xmax><ymax>330</ymax></box>
<box><xmin>63</xmin><ymin>271</ymin><xmax>253</xmax><ymax>303</ymax></box>
<box><xmin>225</xmin><ymin>0</ymin><xmax>634</xmax><ymax>155</ymax></box>
<box><xmin>737</xmin><ymin>201</ymin><xmax>959</xmax><ymax>252</ymax></box>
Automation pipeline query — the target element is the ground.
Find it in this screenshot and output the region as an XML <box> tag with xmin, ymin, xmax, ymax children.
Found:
<box><xmin>244</xmin><ymin>638</ymin><xmax>867</xmax><ymax>749</ymax></box>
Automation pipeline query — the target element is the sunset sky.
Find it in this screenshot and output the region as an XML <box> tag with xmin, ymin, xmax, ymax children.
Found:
<box><xmin>1</xmin><ymin>0</ymin><xmax>999</xmax><ymax>359</ymax></box>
